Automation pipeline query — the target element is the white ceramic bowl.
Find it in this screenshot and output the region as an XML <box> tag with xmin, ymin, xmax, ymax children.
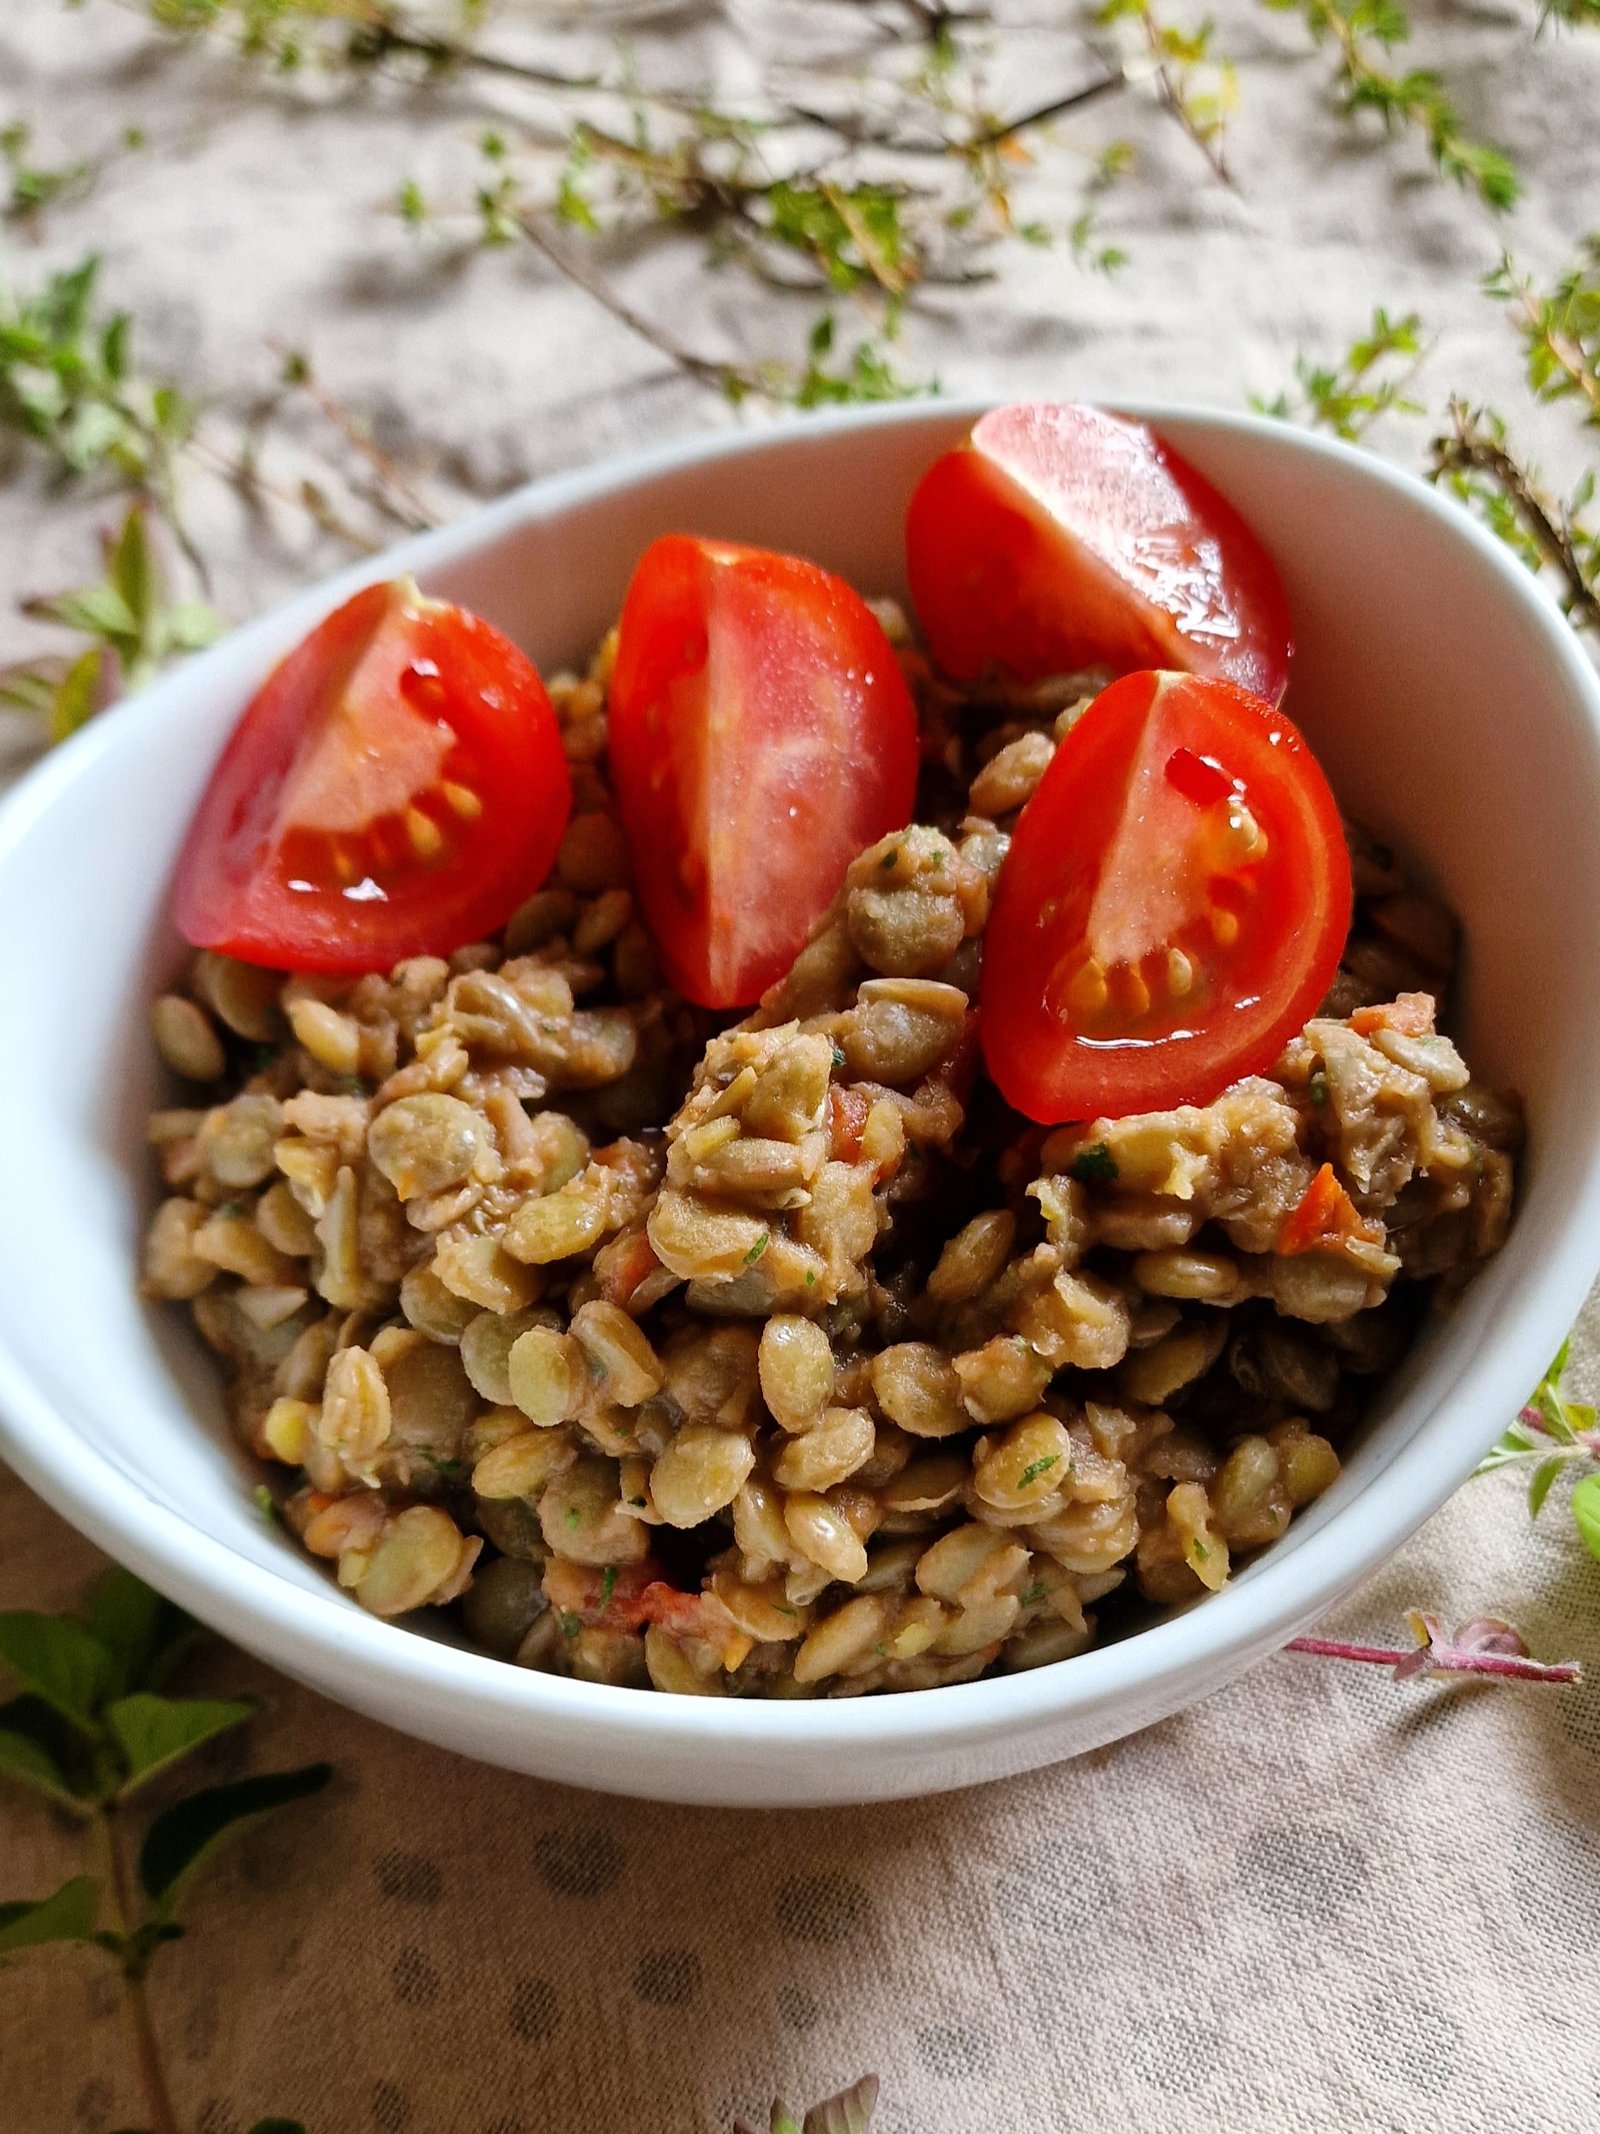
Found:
<box><xmin>3</xmin><ymin>402</ymin><xmax>1600</xmax><ymax>1807</ymax></box>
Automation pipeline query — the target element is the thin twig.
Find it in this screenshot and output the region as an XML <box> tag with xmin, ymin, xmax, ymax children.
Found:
<box><xmin>513</xmin><ymin>210</ymin><xmax>756</xmax><ymax>396</ymax></box>
<box><xmin>1140</xmin><ymin>14</ymin><xmax>1232</xmax><ymax>186</ymax></box>
<box><xmin>787</xmin><ymin>69</ymin><xmax>1127</xmax><ymax>157</ymax></box>
<box><xmin>267</xmin><ymin>342</ymin><xmax>436</xmax><ymax>532</ymax></box>
<box><xmin>1430</xmin><ymin>400</ymin><xmax>1600</xmax><ymax>632</ymax></box>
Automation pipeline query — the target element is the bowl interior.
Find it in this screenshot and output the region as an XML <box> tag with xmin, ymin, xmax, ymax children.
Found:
<box><xmin>2</xmin><ymin>405</ymin><xmax>1599</xmax><ymax>1799</ymax></box>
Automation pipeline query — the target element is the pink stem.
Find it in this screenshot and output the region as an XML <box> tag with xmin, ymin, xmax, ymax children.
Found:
<box><xmin>1285</xmin><ymin>1635</ymin><xmax>1403</xmax><ymax>1666</ymax></box>
<box><xmin>1286</xmin><ymin>1635</ymin><xmax>1581</xmax><ymax>1683</ymax></box>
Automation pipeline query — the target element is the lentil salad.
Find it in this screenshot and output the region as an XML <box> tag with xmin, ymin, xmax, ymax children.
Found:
<box><xmin>138</xmin><ymin>405</ymin><xmax>1521</xmax><ymax>1697</ymax></box>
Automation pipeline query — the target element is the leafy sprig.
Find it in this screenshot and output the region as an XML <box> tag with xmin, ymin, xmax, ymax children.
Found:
<box><xmin>1428</xmin><ymin>400</ymin><xmax>1600</xmax><ymax>633</ymax></box>
<box><xmin>0</xmin><ymin>506</ymin><xmax>220</xmax><ymax>741</ymax></box>
<box><xmin>1487</xmin><ymin>242</ymin><xmax>1600</xmax><ymax>428</ymax></box>
<box><xmin>0</xmin><ymin>254</ymin><xmax>196</xmax><ymax>539</ymax></box>
<box><xmin>1475</xmin><ymin>1341</ymin><xmax>1600</xmax><ymax>1547</ymax></box>
<box><xmin>1263</xmin><ymin>0</ymin><xmax>1520</xmax><ymax>210</ymax></box>
<box><xmin>1098</xmin><ymin>0</ymin><xmax>1237</xmax><ymax>183</ymax></box>
<box><xmin>0</xmin><ymin>1567</ymin><xmax>326</xmax><ymax>2134</ymax></box>
<box><xmin>1254</xmin><ymin>305</ymin><xmax>1424</xmax><ymax>439</ymax></box>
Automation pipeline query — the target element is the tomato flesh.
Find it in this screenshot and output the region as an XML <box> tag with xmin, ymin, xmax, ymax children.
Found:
<box><xmin>906</xmin><ymin>403</ymin><xmax>1292</xmax><ymax>702</ymax></box>
<box><xmin>607</xmin><ymin>534</ymin><xmax>919</xmax><ymax>1009</ymax></box>
<box><xmin>980</xmin><ymin>670</ymin><xmax>1350</xmax><ymax>1122</ymax></box>
<box><xmin>173</xmin><ymin>579</ymin><xmax>571</xmax><ymax>974</ymax></box>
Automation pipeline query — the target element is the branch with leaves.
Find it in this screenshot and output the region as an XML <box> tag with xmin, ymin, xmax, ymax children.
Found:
<box><xmin>1097</xmin><ymin>0</ymin><xmax>1236</xmax><ymax>184</ymax></box>
<box><xmin>0</xmin><ymin>1567</ymin><xmax>327</xmax><ymax>2134</ymax></box>
<box><xmin>1262</xmin><ymin>0</ymin><xmax>1520</xmax><ymax>210</ymax></box>
<box><xmin>1475</xmin><ymin>1341</ymin><xmax>1600</xmax><ymax>1559</ymax></box>
<box><xmin>1253</xmin><ymin>305</ymin><xmax>1424</xmax><ymax>439</ymax></box>
<box><xmin>1429</xmin><ymin>400</ymin><xmax>1600</xmax><ymax>632</ymax></box>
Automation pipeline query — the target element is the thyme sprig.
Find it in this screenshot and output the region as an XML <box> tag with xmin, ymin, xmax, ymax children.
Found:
<box><xmin>1487</xmin><ymin>242</ymin><xmax>1600</xmax><ymax>428</ymax></box>
<box><xmin>1262</xmin><ymin>0</ymin><xmax>1520</xmax><ymax>209</ymax></box>
<box><xmin>1098</xmin><ymin>0</ymin><xmax>1237</xmax><ymax>184</ymax></box>
<box><xmin>1254</xmin><ymin>304</ymin><xmax>1425</xmax><ymax>439</ymax></box>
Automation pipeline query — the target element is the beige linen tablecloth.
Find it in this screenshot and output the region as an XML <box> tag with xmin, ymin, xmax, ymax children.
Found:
<box><xmin>4</xmin><ymin>5</ymin><xmax>1600</xmax><ymax>2129</ymax></box>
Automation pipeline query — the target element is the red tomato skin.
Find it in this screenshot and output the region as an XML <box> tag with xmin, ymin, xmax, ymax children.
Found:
<box><xmin>906</xmin><ymin>403</ymin><xmax>1292</xmax><ymax>703</ymax></box>
<box><xmin>173</xmin><ymin>581</ymin><xmax>571</xmax><ymax>975</ymax></box>
<box><xmin>607</xmin><ymin>534</ymin><xmax>920</xmax><ymax>1009</ymax></box>
<box><xmin>980</xmin><ymin>669</ymin><xmax>1350</xmax><ymax>1123</ymax></box>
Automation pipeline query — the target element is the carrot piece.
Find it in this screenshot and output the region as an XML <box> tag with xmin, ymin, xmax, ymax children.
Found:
<box><xmin>1278</xmin><ymin>1163</ymin><xmax>1386</xmax><ymax>1255</ymax></box>
<box><xmin>828</xmin><ymin>1083</ymin><xmax>872</xmax><ymax>1161</ymax></box>
<box><xmin>1350</xmin><ymin>991</ymin><xmax>1436</xmax><ymax>1039</ymax></box>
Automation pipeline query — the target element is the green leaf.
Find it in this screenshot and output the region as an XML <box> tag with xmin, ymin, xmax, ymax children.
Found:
<box><xmin>139</xmin><ymin>1763</ymin><xmax>331</xmax><ymax>1917</ymax></box>
<box><xmin>36</xmin><ymin>583</ymin><xmax>138</xmax><ymax>644</ymax></box>
<box><xmin>109</xmin><ymin>507</ymin><xmax>154</xmax><ymax>632</ymax></box>
<box><xmin>160</xmin><ymin>600</ymin><xmax>224</xmax><ymax>654</ymax></box>
<box><xmin>0</xmin><ymin>1612</ymin><xmax>110</xmax><ymax>1732</ymax></box>
<box><xmin>1573</xmin><ymin>1474</ymin><xmax>1600</xmax><ymax>1564</ymax></box>
<box><xmin>49</xmin><ymin>648</ymin><xmax>103</xmax><ymax>744</ymax></box>
<box><xmin>87</xmin><ymin>1569</ymin><xmax>199</xmax><ymax>1697</ymax></box>
<box><xmin>0</xmin><ymin>1695</ymin><xmax>94</xmax><ymax>1810</ymax></box>
<box><xmin>106</xmin><ymin>1694</ymin><xmax>256</xmax><ymax>1797</ymax></box>
<box><xmin>0</xmin><ymin>1876</ymin><xmax>100</xmax><ymax>1957</ymax></box>
<box><xmin>1527</xmin><ymin>1455</ymin><xmax>1565</xmax><ymax>1520</ymax></box>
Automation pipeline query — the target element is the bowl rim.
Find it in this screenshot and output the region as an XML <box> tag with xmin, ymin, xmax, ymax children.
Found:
<box><xmin>4</xmin><ymin>394</ymin><xmax>1600</xmax><ymax>1775</ymax></box>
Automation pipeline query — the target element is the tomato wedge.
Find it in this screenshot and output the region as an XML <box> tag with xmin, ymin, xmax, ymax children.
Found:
<box><xmin>173</xmin><ymin>579</ymin><xmax>571</xmax><ymax>975</ymax></box>
<box><xmin>980</xmin><ymin>670</ymin><xmax>1350</xmax><ymax>1122</ymax></box>
<box><xmin>606</xmin><ymin>534</ymin><xmax>919</xmax><ymax>1009</ymax></box>
<box><xmin>905</xmin><ymin>403</ymin><xmax>1292</xmax><ymax>702</ymax></box>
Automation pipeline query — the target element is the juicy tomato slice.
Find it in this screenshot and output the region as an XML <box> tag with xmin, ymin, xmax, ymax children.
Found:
<box><xmin>980</xmin><ymin>669</ymin><xmax>1351</xmax><ymax>1122</ymax></box>
<box><xmin>173</xmin><ymin>579</ymin><xmax>571</xmax><ymax>975</ymax></box>
<box><xmin>607</xmin><ymin>533</ymin><xmax>919</xmax><ymax>1009</ymax></box>
<box><xmin>905</xmin><ymin>403</ymin><xmax>1292</xmax><ymax>702</ymax></box>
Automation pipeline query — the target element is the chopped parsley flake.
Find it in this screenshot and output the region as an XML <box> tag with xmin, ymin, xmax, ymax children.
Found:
<box><xmin>216</xmin><ymin>1199</ymin><xmax>244</xmax><ymax>1219</ymax></box>
<box><xmin>1019</xmin><ymin>1580</ymin><xmax>1049</xmax><ymax>1607</ymax></box>
<box><xmin>1308</xmin><ymin>1071</ymin><xmax>1329</xmax><ymax>1107</ymax></box>
<box><xmin>558</xmin><ymin>1610</ymin><xmax>581</xmax><ymax>1639</ymax></box>
<box><xmin>804</xmin><ymin>1270</ymin><xmax>817</xmax><ymax>1289</ymax></box>
<box><xmin>1017</xmin><ymin>1455</ymin><xmax>1060</xmax><ymax>1488</ymax></box>
<box><xmin>565</xmin><ymin>1505</ymin><xmax>583</xmax><ymax>1529</ymax></box>
<box><xmin>1069</xmin><ymin>1142</ymin><xmax>1118</xmax><ymax>1187</ymax></box>
<box><xmin>424</xmin><ymin>1453</ymin><xmax>465</xmax><ymax>1479</ymax></box>
<box><xmin>832</xmin><ymin>1045</ymin><xmax>847</xmax><ymax>1070</ymax></box>
<box><xmin>253</xmin><ymin>1483</ymin><xmax>282</xmax><ymax>1528</ymax></box>
<box><xmin>743</xmin><ymin>1232</ymin><xmax>770</xmax><ymax>1266</ymax></box>
<box><xmin>600</xmin><ymin>1566</ymin><xmax>618</xmax><ymax>1608</ymax></box>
